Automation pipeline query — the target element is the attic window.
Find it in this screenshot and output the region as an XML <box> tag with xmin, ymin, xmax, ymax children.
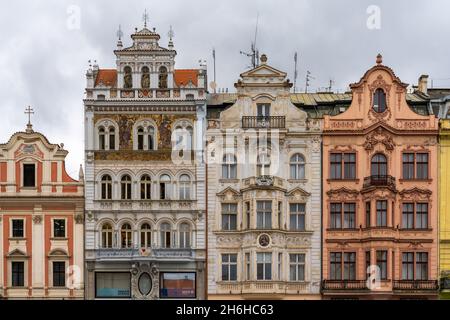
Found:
<box><xmin>23</xmin><ymin>164</ymin><xmax>36</xmax><ymax>187</ymax></box>
<box><xmin>373</xmin><ymin>88</ymin><xmax>386</xmax><ymax>113</ymax></box>
<box><xmin>97</xmin><ymin>94</ymin><xmax>105</xmax><ymax>100</ymax></box>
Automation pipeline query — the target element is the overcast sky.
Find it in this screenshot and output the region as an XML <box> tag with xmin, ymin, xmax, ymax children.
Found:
<box><xmin>1</xmin><ymin>0</ymin><xmax>449</xmax><ymax>176</ymax></box>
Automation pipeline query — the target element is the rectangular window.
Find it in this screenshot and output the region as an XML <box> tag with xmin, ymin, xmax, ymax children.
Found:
<box><xmin>343</xmin><ymin>153</ymin><xmax>356</xmax><ymax>179</ymax></box>
<box><xmin>402</xmin><ymin>203</ymin><xmax>414</xmax><ymax>229</ymax></box>
<box><xmin>289</xmin><ymin>203</ymin><xmax>306</xmax><ymax>231</ymax></box>
<box><xmin>11</xmin><ymin>261</ymin><xmax>24</xmax><ymax>287</ymax></box>
<box><xmin>245</xmin><ymin>202</ymin><xmax>250</xmax><ymax>229</ymax></box>
<box><xmin>330</xmin><ymin>153</ymin><xmax>356</xmax><ymax>179</ymax></box>
<box><xmin>416</xmin><ymin>154</ymin><xmax>429</xmax><ymax>179</ymax></box>
<box><xmin>402</xmin><ymin>252</ymin><xmax>414</xmax><ymax>280</ymax></box>
<box><xmin>256</xmin><ymin>252</ymin><xmax>272</xmax><ymax>280</ymax></box>
<box><xmin>402</xmin><ymin>153</ymin><xmax>415</xmax><ymax>180</ymax></box>
<box><xmin>376</xmin><ymin>250</ymin><xmax>388</xmax><ymax>280</ymax></box>
<box><xmin>278</xmin><ymin>252</ymin><xmax>282</xmax><ymax>280</ymax></box>
<box><xmin>257</xmin><ymin>104</ymin><xmax>271</xmax><ymax>117</ymax></box>
<box><xmin>160</xmin><ymin>273</ymin><xmax>196</xmax><ymax>298</ymax></box>
<box><xmin>289</xmin><ymin>253</ymin><xmax>305</xmax><ymax>281</ymax></box>
<box><xmin>343</xmin><ymin>252</ymin><xmax>356</xmax><ymax>280</ymax></box>
<box><xmin>221</xmin><ymin>254</ymin><xmax>237</xmax><ymax>281</ymax></box>
<box><xmin>343</xmin><ymin>203</ymin><xmax>356</xmax><ymax>229</ymax></box>
<box><xmin>330</xmin><ymin>203</ymin><xmax>342</xmax><ymax>229</ymax></box>
<box><xmin>330</xmin><ymin>252</ymin><xmax>342</xmax><ymax>280</ymax></box>
<box><xmin>245</xmin><ymin>253</ymin><xmax>251</xmax><ymax>281</ymax></box>
<box><xmin>278</xmin><ymin>202</ymin><xmax>282</xmax><ymax>229</ymax></box>
<box><xmin>53</xmin><ymin>219</ymin><xmax>66</xmax><ymax>238</ymax></box>
<box><xmin>365</xmin><ymin>202</ymin><xmax>371</xmax><ymax>228</ymax></box>
<box><xmin>256</xmin><ymin>201</ymin><xmax>272</xmax><ymax>229</ymax></box>
<box><xmin>416</xmin><ymin>252</ymin><xmax>428</xmax><ymax>280</ymax></box>
<box><xmin>12</xmin><ymin>219</ymin><xmax>24</xmax><ymax>238</ymax></box>
<box><xmin>330</xmin><ymin>153</ymin><xmax>342</xmax><ymax>179</ymax></box>
<box><xmin>365</xmin><ymin>251</ymin><xmax>371</xmax><ymax>279</ymax></box>
<box><xmin>96</xmin><ymin>272</ymin><xmax>131</xmax><ymax>298</ymax></box>
<box><xmin>376</xmin><ymin>200</ymin><xmax>388</xmax><ymax>227</ymax></box>
<box><xmin>416</xmin><ymin>203</ymin><xmax>428</xmax><ymax>229</ymax></box>
<box><xmin>402</xmin><ymin>153</ymin><xmax>429</xmax><ymax>180</ymax></box>
<box><xmin>221</xmin><ymin>203</ymin><xmax>237</xmax><ymax>231</ymax></box>
<box><xmin>52</xmin><ymin>261</ymin><xmax>66</xmax><ymax>287</ymax></box>
<box><xmin>23</xmin><ymin>164</ymin><xmax>35</xmax><ymax>187</ymax></box>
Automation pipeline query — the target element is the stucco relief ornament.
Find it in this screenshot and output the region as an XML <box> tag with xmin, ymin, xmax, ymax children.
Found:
<box><xmin>363</xmin><ymin>128</ymin><xmax>394</xmax><ymax>152</ymax></box>
<box><xmin>32</xmin><ymin>215</ymin><xmax>42</xmax><ymax>224</ymax></box>
<box><xmin>258</xmin><ymin>234</ymin><xmax>271</xmax><ymax>247</ymax></box>
<box><xmin>74</xmin><ymin>214</ymin><xmax>84</xmax><ymax>224</ymax></box>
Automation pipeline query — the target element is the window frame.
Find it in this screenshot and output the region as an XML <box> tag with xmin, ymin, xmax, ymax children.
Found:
<box><xmin>329</xmin><ymin>152</ymin><xmax>357</xmax><ymax>180</ymax></box>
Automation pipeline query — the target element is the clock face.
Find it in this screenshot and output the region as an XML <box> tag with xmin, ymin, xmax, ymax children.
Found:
<box><xmin>258</xmin><ymin>234</ymin><xmax>270</xmax><ymax>247</ymax></box>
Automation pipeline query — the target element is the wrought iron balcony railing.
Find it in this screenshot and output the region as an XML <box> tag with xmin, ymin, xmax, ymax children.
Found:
<box><xmin>393</xmin><ymin>280</ymin><xmax>439</xmax><ymax>291</ymax></box>
<box><xmin>322</xmin><ymin>280</ymin><xmax>369</xmax><ymax>291</ymax></box>
<box><xmin>363</xmin><ymin>175</ymin><xmax>396</xmax><ymax>189</ymax></box>
<box><xmin>241</xmin><ymin>116</ymin><xmax>286</xmax><ymax>129</ymax></box>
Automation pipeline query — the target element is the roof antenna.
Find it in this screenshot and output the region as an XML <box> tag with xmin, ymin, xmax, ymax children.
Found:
<box><xmin>305</xmin><ymin>71</ymin><xmax>315</xmax><ymax>93</ymax></box>
<box><xmin>240</xmin><ymin>13</ymin><xmax>259</xmax><ymax>69</ymax></box>
<box><xmin>293</xmin><ymin>52</ymin><xmax>298</xmax><ymax>93</ymax></box>
<box><xmin>327</xmin><ymin>79</ymin><xmax>335</xmax><ymax>92</ymax></box>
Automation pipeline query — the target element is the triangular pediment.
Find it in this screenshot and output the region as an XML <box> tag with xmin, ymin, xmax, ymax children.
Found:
<box><xmin>7</xmin><ymin>249</ymin><xmax>28</xmax><ymax>258</ymax></box>
<box><xmin>286</xmin><ymin>187</ymin><xmax>311</xmax><ymax>197</ymax></box>
<box><xmin>217</xmin><ymin>186</ymin><xmax>240</xmax><ymax>197</ymax></box>
<box><xmin>48</xmin><ymin>249</ymin><xmax>69</xmax><ymax>257</ymax></box>
<box><xmin>240</xmin><ymin>64</ymin><xmax>287</xmax><ymax>78</ymax></box>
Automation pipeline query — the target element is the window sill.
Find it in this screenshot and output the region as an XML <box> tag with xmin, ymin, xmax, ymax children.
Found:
<box><xmin>9</xmin><ymin>237</ymin><xmax>26</xmax><ymax>241</ymax></box>
<box><xmin>51</xmin><ymin>237</ymin><xmax>68</xmax><ymax>240</ymax></box>
<box><xmin>326</xmin><ymin>179</ymin><xmax>359</xmax><ymax>183</ymax></box>
<box><xmin>398</xmin><ymin>179</ymin><xmax>432</xmax><ymax>183</ymax></box>
<box><xmin>219</xmin><ymin>179</ymin><xmax>239</xmax><ymax>183</ymax></box>
<box><xmin>399</xmin><ymin>228</ymin><xmax>432</xmax><ymax>231</ymax></box>
<box><xmin>287</xmin><ymin>179</ymin><xmax>308</xmax><ymax>183</ymax></box>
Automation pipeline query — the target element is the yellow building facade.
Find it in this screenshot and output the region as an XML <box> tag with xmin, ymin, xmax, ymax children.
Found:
<box><xmin>440</xmin><ymin>119</ymin><xmax>450</xmax><ymax>298</ymax></box>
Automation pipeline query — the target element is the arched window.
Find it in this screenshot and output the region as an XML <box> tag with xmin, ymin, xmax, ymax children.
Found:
<box><xmin>101</xmin><ymin>175</ymin><xmax>112</xmax><ymax>200</ymax></box>
<box><xmin>290</xmin><ymin>154</ymin><xmax>306</xmax><ymax>179</ymax></box>
<box><xmin>158</xmin><ymin>66</ymin><xmax>168</xmax><ymax>89</ymax></box>
<box><xmin>141</xmin><ymin>66</ymin><xmax>150</xmax><ymax>89</ymax></box>
<box><xmin>98</xmin><ymin>127</ymin><xmax>106</xmax><ymax>150</ymax></box>
<box><xmin>160</xmin><ymin>223</ymin><xmax>171</xmax><ymax>248</ymax></box>
<box><xmin>109</xmin><ymin>127</ymin><xmax>116</xmax><ymax>150</ymax></box>
<box><xmin>101</xmin><ymin>223</ymin><xmax>113</xmax><ymax>248</ymax></box>
<box><xmin>140</xmin><ymin>223</ymin><xmax>151</xmax><ymax>248</ymax></box>
<box><xmin>187</xmin><ymin>126</ymin><xmax>193</xmax><ymax>151</ymax></box>
<box><xmin>373</xmin><ymin>88</ymin><xmax>386</xmax><ymax>113</ymax></box>
<box><xmin>123</xmin><ymin>66</ymin><xmax>133</xmax><ymax>89</ymax></box>
<box><xmin>121</xmin><ymin>223</ymin><xmax>132</xmax><ymax>248</ymax></box>
<box><xmin>179</xmin><ymin>174</ymin><xmax>191</xmax><ymax>200</ymax></box>
<box><xmin>371</xmin><ymin>153</ymin><xmax>387</xmax><ymax>176</ymax></box>
<box><xmin>257</xmin><ymin>152</ymin><xmax>271</xmax><ymax>176</ymax></box>
<box><xmin>159</xmin><ymin>174</ymin><xmax>171</xmax><ymax>200</ymax></box>
<box><xmin>179</xmin><ymin>223</ymin><xmax>191</xmax><ymax>248</ymax></box>
<box><xmin>121</xmin><ymin>175</ymin><xmax>132</xmax><ymax>200</ymax></box>
<box><xmin>222</xmin><ymin>154</ymin><xmax>237</xmax><ymax>179</ymax></box>
<box><xmin>137</xmin><ymin>128</ymin><xmax>144</xmax><ymax>150</ymax></box>
<box><xmin>148</xmin><ymin>126</ymin><xmax>155</xmax><ymax>150</ymax></box>
<box><xmin>140</xmin><ymin>175</ymin><xmax>152</xmax><ymax>200</ymax></box>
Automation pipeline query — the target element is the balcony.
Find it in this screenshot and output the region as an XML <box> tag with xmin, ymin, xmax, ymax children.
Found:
<box><xmin>217</xmin><ymin>281</ymin><xmax>311</xmax><ymax>296</ymax></box>
<box><xmin>393</xmin><ymin>280</ymin><xmax>439</xmax><ymax>292</ymax></box>
<box><xmin>94</xmin><ymin>248</ymin><xmax>195</xmax><ymax>261</ymax></box>
<box><xmin>322</xmin><ymin>280</ymin><xmax>369</xmax><ymax>291</ymax></box>
<box><xmin>241</xmin><ymin>116</ymin><xmax>285</xmax><ymax>129</ymax></box>
<box><xmin>362</xmin><ymin>175</ymin><xmax>396</xmax><ymax>190</ymax></box>
<box><xmin>242</xmin><ymin>176</ymin><xmax>285</xmax><ymax>189</ymax></box>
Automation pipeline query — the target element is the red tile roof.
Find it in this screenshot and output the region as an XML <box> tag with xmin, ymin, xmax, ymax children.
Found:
<box><xmin>174</xmin><ymin>69</ymin><xmax>198</xmax><ymax>87</ymax></box>
<box><xmin>95</xmin><ymin>69</ymin><xmax>117</xmax><ymax>87</ymax></box>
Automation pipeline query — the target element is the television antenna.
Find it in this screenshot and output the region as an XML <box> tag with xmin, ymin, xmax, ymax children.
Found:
<box><xmin>305</xmin><ymin>71</ymin><xmax>315</xmax><ymax>93</ymax></box>
<box><xmin>293</xmin><ymin>52</ymin><xmax>299</xmax><ymax>93</ymax></box>
<box><xmin>240</xmin><ymin>13</ymin><xmax>260</xmax><ymax>69</ymax></box>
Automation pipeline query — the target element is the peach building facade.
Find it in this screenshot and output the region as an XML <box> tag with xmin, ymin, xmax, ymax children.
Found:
<box><xmin>321</xmin><ymin>55</ymin><xmax>439</xmax><ymax>299</ymax></box>
<box><xmin>0</xmin><ymin>122</ymin><xmax>84</xmax><ymax>299</ymax></box>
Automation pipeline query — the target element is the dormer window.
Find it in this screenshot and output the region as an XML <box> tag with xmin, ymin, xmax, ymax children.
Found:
<box><xmin>257</xmin><ymin>104</ymin><xmax>271</xmax><ymax>117</ymax></box>
<box><xmin>158</xmin><ymin>66</ymin><xmax>168</xmax><ymax>89</ymax></box>
<box><xmin>23</xmin><ymin>164</ymin><xmax>36</xmax><ymax>187</ymax></box>
<box><xmin>373</xmin><ymin>88</ymin><xmax>386</xmax><ymax>113</ymax></box>
<box><xmin>141</xmin><ymin>66</ymin><xmax>150</xmax><ymax>89</ymax></box>
<box><xmin>123</xmin><ymin>66</ymin><xmax>133</xmax><ymax>89</ymax></box>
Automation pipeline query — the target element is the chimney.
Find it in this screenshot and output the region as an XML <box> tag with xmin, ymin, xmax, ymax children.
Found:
<box><xmin>418</xmin><ymin>75</ymin><xmax>429</xmax><ymax>95</ymax></box>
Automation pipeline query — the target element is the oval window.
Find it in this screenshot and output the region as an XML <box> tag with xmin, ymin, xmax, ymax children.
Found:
<box><xmin>138</xmin><ymin>272</ymin><xmax>152</xmax><ymax>296</ymax></box>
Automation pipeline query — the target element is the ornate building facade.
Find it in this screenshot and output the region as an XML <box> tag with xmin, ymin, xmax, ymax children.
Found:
<box><xmin>0</xmin><ymin>121</ymin><xmax>84</xmax><ymax>299</ymax></box>
<box><xmin>83</xmin><ymin>21</ymin><xmax>207</xmax><ymax>299</ymax></box>
<box><xmin>321</xmin><ymin>55</ymin><xmax>439</xmax><ymax>299</ymax></box>
<box><xmin>206</xmin><ymin>55</ymin><xmax>322</xmax><ymax>299</ymax></box>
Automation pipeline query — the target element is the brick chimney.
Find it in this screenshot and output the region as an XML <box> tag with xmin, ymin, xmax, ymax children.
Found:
<box><xmin>418</xmin><ymin>75</ymin><xmax>429</xmax><ymax>95</ymax></box>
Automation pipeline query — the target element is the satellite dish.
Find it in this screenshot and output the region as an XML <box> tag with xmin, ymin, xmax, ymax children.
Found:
<box><xmin>210</xmin><ymin>81</ymin><xmax>217</xmax><ymax>90</ymax></box>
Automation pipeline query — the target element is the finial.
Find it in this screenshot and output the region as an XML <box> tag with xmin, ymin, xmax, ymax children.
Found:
<box><xmin>143</xmin><ymin>9</ymin><xmax>149</xmax><ymax>28</ymax></box>
<box><xmin>260</xmin><ymin>54</ymin><xmax>268</xmax><ymax>64</ymax></box>
<box><xmin>376</xmin><ymin>53</ymin><xmax>383</xmax><ymax>65</ymax></box>
<box><xmin>79</xmin><ymin>164</ymin><xmax>84</xmax><ymax>180</ymax></box>
<box><xmin>117</xmin><ymin>24</ymin><xmax>123</xmax><ymax>40</ymax></box>
<box><xmin>168</xmin><ymin>25</ymin><xmax>174</xmax><ymax>49</ymax></box>
<box><xmin>24</xmin><ymin>105</ymin><xmax>34</xmax><ymax>133</ymax></box>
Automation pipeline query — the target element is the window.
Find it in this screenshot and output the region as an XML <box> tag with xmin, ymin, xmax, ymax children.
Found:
<box><xmin>373</xmin><ymin>88</ymin><xmax>386</xmax><ymax>113</ymax></box>
<box><xmin>53</xmin><ymin>219</ymin><xmax>66</xmax><ymax>238</ymax></box>
<box><xmin>160</xmin><ymin>273</ymin><xmax>196</xmax><ymax>298</ymax></box>
<box><xmin>245</xmin><ymin>202</ymin><xmax>250</xmax><ymax>229</ymax></box>
<box><xmin>160</xmin><ymin>223</ymin><xmax>171</xmax><ymax>248</ymax></box>
<box><xmin>140</xmin><ymin>175</ymin><xmax>151</xmax><ymax>200</ymax></box>
<box><xmin>376</xmin><ymin>250</ymin><xmax>388</xmax><ymax>280</ymax></box>
<box><xmin>141</xmin><ymin>66</ymin><xmax>150</xmax><ymax>89</ymax></box>
<box><xmin>123</xmin><ymin>66</ymin><xmax>132</xmax><ymax>89</ymax></box>
<box><xmin>221</xmin><ymin>254</ymin><xmax>237</xmax><ymax>281</ymax></box>
<box><xmin>278</xmin><ymin>202</ymin><xmax>282</xmax><ymax>229</ymax></box>
<box><xmin>290</xmin><ymin>203</ymin><xmax>306</xmax><ymax>231</ymax></box>
<box><xmin>257</xmin><ymin>104</ymin><xmax>271</xmax><ymax>117</ymax></box>
<box><xmin>371</xmin><ymin>153</ymin><xmax>387</xmax><ymax>176</ymax></box>
<box><xmin>257</xmin><ymin>152</ymin><xmax>271</xmax><ymax>176</ymax></box>
<box><xmin>140</xmin><ymin>223</ymin><xmax>151</xmax><ymax>248</ymax></box>
<box><xmin>121</xmin><ymin>224</ymin><xmax>132</xmax><ymax>248</ymax></box>
<box><xmin>11</xmin><ymin>261</ymin><xmax>24</xmax><ymax>287</ymax></box>
<box><xmin>365</xmin><ymin>251</ymin><xmax>371</xmax><ymax>279</ymax></box>
<box><xmin>329</xmin><ymin>252</ymin><xmax>342</xmax><ymax>280</ymax></box>
<box><xmin>257</xmin><ymin>252</ymin><xmax>272</xmax><ymax>280</ymax></box>
<box><xmin>330</xmin><ymin>203</ymin><xmax>356</xmax><ymax>229</ymax></box>
<box><xmin>109</xmin><ymin>127</ymin><xmax>115</xmax><ymax>150</ymax></box>
<box><xmin>402</xmin><ymin>252</ymin><xmax>414</xmax><ymax>280</ymax></box>
<box><xmin>179</xmin><ymin>175</ymin><xmax>191</xmax><ymax>200</ymax></box>
<box><xmin>101</xmin><ymin>175</ymin><xmax>112</xmax><ymax>200</ymax></box>
<box><xmin>330</xmin><ymin>153</ymin><xmax>356</xmax><ymax>179</ymax></box>
<box><xmin>137</xmin><ymin>128</ymin><xmax>144</xmax><ymax>150</ymax></box>
<box><xmin>376</xmin><ymin>200</ymin><xmax>388</xmax><ymax>227</ymax></box>
<box><xmin>159</xmin><ymin>175</ymin><xmax>171</xmax><ymax>200</ymax></box>
<box><xmin>416</xmin><ymin>203</ymin><xmax>428</xmax><ymax>229</ymax></box>
<box><xmin>121</xmin><ymin>175</ymin><xmax>132</xmax><ymax>200</ymax></box>
<box><xmin>222</xmin><ymin>154</ymin><xmax>237</xmax><ymax>179</ymax></box>
<box><xmin>290</xmin><ymin>154</ymin><xmax>305</xmax><ymax>179</ymax></box>
<box><xmin>402</xmin><ymin>153</ymin><xmax>429</xmax><ymax>179</ymax></box>
<box><xmin>289</xmin><ymin>254</ymin><xmax>305</xmax><ymax>281</ymax></box>
<box><xmin>402</xmin><ymin>203</ymin><xmax>414</xmax><ymax>229</ymax></box>
<box><xmin>416</xmin><ymin>252</ymin><xmax>428</xmax><ymax>280</ymax></box>
<box><xmin>402</xmin><ymin>203</ymin><xmax>428</xmax><ymax>229</ymax></box>
<box><xmin>99</xmin><ymin>127</ymin><xmax>106</xmax><ymax>150</ymax></box>
<box><xmin>96</xmin><ymin>273</ymin><xmax>131</xmax><ymax>298</ymax></box>
<box><xmin>245</xmin><ymin>252</ymin><xmax>251</xmax><ymax>280</ymax></box>
<box><xmin>343</xmin><ymin>252</ymin><xmax>356</xmax><ymax>280</ymax></box>
<box><xmin>221</xmin><ymin>203</ymin><xmax>237</xmax><ymax>231</ymax></box>
<box><xmin>365</xmin><ymin>202</ymin><xmax>371</xmax><ymax>228</ymax></box>
<box><xmin>12</xmin><ymin>219</ymin><xmax>24</xmax><ymax>238</ymax></box>
<box><xmin>23</xmin><ymin>164</ymin><xmax>36</xmax><ymax>187</ymax></box>
<box><xmin>158</xmin><ymin>66</ymin><xmax>168</xmax><ymax>89</ymax></box>
<box><xmin>53</xmin><ymin>261</ymin><xmax>66</xmax><ymax>287</ymax></box>
<box><xmin>179</xmin><ymin>223</ymin><xmax>191</xmax><ymax>248</ymax></box>
<box><xmin>101</xmin><ymin>223</ymin><xmax>113</xmax><ymax>248</ymax></box>
<box><xmin>257</xmin><ymin>201</ymin><xmax>272</xmax><ymax>229</ymax></box>
<box><xmin>278</xmin><ymin>252</ymin><xmax>282</xmax><ymax>280</ymax></box>
<box><xmin>148</xmin><ymin>127</ymin><xmax>155</xmax><ymax>150</ymax></box>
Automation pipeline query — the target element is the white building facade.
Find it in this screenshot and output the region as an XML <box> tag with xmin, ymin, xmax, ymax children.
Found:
<box><xmin>83</xmin><ymin>22</ymin><xmax>207</xmax><ymax>299</ymax></box>
<box><xmin>206</xmin><ymin>55</ymin><xmax>322</xmax><ymax>299</ymax></box>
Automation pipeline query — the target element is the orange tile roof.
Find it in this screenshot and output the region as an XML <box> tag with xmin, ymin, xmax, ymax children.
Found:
<box><xmin>174</xmin><ymin>69</ymin><xmax>198</xmax><ymax>87</ymax></box>
<box><xmin>95</xmin><ymin>69</ymin><xmax>117</xmax><ymax>87</ymax></box>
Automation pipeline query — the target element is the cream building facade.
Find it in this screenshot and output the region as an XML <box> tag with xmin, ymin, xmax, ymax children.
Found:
<box><xmin>206</xmin><ymin>55</ymin><xmax>322</xmax><ymax>299</ymax></box>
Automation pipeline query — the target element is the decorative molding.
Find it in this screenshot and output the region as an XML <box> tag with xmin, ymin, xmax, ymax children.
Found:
<box><xmin>32</xmin><ymin>215</ymin><xmax>42</xmax><ymax>224</ymax></box>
